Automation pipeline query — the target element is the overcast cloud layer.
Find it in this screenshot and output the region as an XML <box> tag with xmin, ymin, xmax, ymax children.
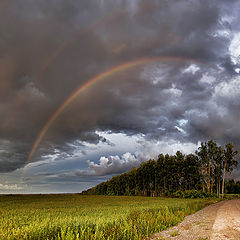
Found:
<box><xmin>0</xmin><ymin>0</ymin><xmax>240</xmax><ymax>192</ymax></box>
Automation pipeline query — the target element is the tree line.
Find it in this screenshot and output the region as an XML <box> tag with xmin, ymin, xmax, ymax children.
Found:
<box><xmin>225</xmin><ymin>179</ymin><xmax>240</xmax><ymax>194</ymax></box>
<box><xmin>83</xmin><ymin>140</ymin><xmax>238</xmax><ymax>198</ymax></box>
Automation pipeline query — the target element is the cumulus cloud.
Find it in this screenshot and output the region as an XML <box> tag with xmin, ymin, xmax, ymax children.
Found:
<box><xmin>0</xmin><ymin>183</ymin><xmax>23</xmax><ymax>191</ymax></box>
<box><xmin>86</xmin><ymin>152</ymin><xmax>139</xmax><ymax>176</ymax></box>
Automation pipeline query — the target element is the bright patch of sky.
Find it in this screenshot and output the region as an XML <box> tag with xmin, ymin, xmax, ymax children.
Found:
<box><xmin>229</xmin><ymin>32</ymin><xmax>240</xmax><ymax>65</ymax></box>
<box><xmin>214</xmin><ymin>76</ymin><xmax>240</xmax><ymax>100</ymax></box>
<box><xmin>182</xmin><ymin>64</ymin><xmax>200</xmax><ymax>74</ymax></box>
<box><xmin>200</xmin><ymin>73</ymin><xmax>216</xmax><ymax>85</ymax></box>
<box><xmin>178</xmin><ymin>119</ymin><xmax>188</xmax><ymax>126</ymax></box>
<box><xmin>235</xmin><ymin>68</ymin><xmax>240</xmax><ymax>73</ymax></box>
<box><xmin>175</xmin><ymin>126</ymin><xmax>186</xmax><ymax>134</ymax></box>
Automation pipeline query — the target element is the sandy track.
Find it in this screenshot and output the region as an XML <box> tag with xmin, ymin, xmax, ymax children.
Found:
<box><xmin>149</xmin><ymin>199</ymin><xmax>240</xmax><ymax>240</ymax></box>
<box><xmin>211</xmin><ymin>200</ymin><xmax>240</xmax><ymax>240</ymax></box>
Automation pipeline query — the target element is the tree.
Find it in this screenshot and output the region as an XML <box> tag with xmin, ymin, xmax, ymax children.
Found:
<box><xmin>215</xmin><ymin>146</ymin><xmax>224</xmax><ymax>197</ymax></box>
<box><xmin>184</xmin><ymin>154</ymin><xmax>201</xmax><ymax>190</ymax></box>
<box><xmin>222</xmin><ymin>143</ymin><xmax>238</xmax><ymax>198</ymax></box>
<box><xmin>156</xmin><ymin>154</ymin><xmax>165</xmax><ymax>195</ymax></box>
<box><xmin>196</xmin><ymin>142</ymin><xmax>209</xmax><ymax>192</ymax></box>
<box><xmin>207</xmin><ymin>140</ymin><xmax>217</xmax><ymax>193</ymax></box>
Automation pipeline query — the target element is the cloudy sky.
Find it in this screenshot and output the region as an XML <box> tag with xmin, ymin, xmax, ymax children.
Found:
<box><xmin>0</xmin><ymin>0</ymin><xmax>240</xmax><ymax>193</ymax></box>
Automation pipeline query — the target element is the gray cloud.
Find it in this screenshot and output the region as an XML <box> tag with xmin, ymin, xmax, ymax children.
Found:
<box><xmin>0</xmin><ymin>0</ymin><xmax>240</xmax><ymax>175</ymax></box>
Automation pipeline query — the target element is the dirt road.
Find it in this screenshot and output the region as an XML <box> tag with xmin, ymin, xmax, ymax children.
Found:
<box><xmin>211</xmin><ymin>200</ymin><xmax>240</xmax><ymax>240</ymax></box>
<box><xmin>150</xmin><ymin>199</ymin><xmax>240</xmax><ymax>240</ymax></box>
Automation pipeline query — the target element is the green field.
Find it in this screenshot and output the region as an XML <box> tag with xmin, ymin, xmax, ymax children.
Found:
<box><xmin>0</xmin><ymin>194</ymin><xmax>218</xmax><ymax>240</ymax></box>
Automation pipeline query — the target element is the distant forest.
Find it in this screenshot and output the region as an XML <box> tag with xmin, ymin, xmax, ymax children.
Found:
<box><xmin>83</xmin><ymin>140</ymin><xmax>239</xmax><ymax>198</ymax></box>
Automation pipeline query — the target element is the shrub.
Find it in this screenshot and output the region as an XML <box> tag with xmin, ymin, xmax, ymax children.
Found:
<box><xmin>173</xmin><ymin>190</ymin><xmax>217</xmax><ymax>199</ymax></box>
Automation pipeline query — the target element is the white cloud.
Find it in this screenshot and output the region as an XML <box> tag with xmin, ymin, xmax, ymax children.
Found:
<box><xmin>136</xmin><ymin>139</ymin><xmax>200</xmax><ymax>158</ymax></box>
<box><xmin>87</xmin><ymin>152</ymin><xmax>139</xmax><ymax>176</ymax></box>
<box><xmin>235</xmin><ymin>68</ymin><xmax>240</xmax><ymax>73</ymax></box>
<box><xmin>81</xmin><ymin>139</ymin><xmax>200</xmax><ymax>176</ymax></box>
<box><xmin>182</xmin><ymin>64</ymin><xmax>200</xmax><ymax>74</ymax></box>
<box><xmin>200</xmin><ymin>73</ymin><xmax>216</xmax><ymax>84</ymax></box>
<box><xmin>164</xmin><ymin>86</ymin><xmax>182</xmax><ymax>97</ymax></box>
<box><xmin>178</xmin><ymin>119</ymin><xmax>188</xmax><ymax>126</ymax></box>
<box><xmin>0</xmin><ymin>183</ymin><xmax>23</xmax><ymax>190</ymax></box>
<box><xmin>175</xmin><ymin>126</ymin><xmax>186</xmax><ymax>134</ymax></box>
<box><xmin>214</xmin><ymin>76</ymin><xmax>240</xmax><ymax>99</ymax></box>
<box><xmin>229</xmin><ymin>32</ymin><xmax>240</xmax><ymax>65</ymax></box>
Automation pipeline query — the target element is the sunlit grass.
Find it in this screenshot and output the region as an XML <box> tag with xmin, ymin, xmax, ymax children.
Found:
<box><xmin>0</xmin><ymin>194</ymin><xmax>217</xmax><ymax>239</ymax></box>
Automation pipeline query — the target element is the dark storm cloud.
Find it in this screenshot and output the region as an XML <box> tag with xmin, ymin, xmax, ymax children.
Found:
<box><xmin>0</xmin><ymin>0</ymin><xmax>239</xmax><ymax>172</ymax></box>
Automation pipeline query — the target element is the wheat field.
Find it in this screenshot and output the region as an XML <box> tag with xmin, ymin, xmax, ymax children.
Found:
<box><xmin>0</xmin><ymin>194</ymin><xmax>216</xmax><ymax>239</ymax></box>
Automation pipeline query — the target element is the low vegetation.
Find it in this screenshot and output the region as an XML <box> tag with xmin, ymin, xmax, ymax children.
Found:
<box><xmin>172</xmin><ymin>190</ymin><xmax>217</xmax><ymax>199</ymax></box>
<box><xmin>0</xmin><ymin>194</ymin><xmax>218</xmax><ymax>240</ymax></box>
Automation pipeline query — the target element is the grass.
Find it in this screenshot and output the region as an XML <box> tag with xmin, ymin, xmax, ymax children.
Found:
<box><xmin>0</xmin><ymin>194</ymin><xmax>218</xmax><ymax>239</ymax></box>
<box><xmin>224</xmin><ymin>194</ymin><xmax>240</xmax><ymax>199</ymax></box>
<box><xmin>170</xmin><ymin>230</ymin><xmax>179</xmax><ymax>237</ymax></box>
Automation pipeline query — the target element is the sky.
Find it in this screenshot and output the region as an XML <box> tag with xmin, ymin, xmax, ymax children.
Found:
<box><xmin>0</xmin><ymin>0</ymin><xmax>240</xmax><ymax>193</ymax></box>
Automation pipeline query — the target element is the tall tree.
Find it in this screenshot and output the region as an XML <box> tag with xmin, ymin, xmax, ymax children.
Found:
<box><xmin>196</xmin><ymin>142</ymin><xmax>208</xmax><ymax>192</ymax></box>
<box><xmin>207</xmin><ymin>140</ymin><xmax>217</xmax><ymax>193</ymax></box>
<box><xmin>215</xmin><ymin>146</ymin><xmax>224</xmax><ymax>197</ymax></box>
<box><xmin>222</xmin><ymin>143</ymin><xmax>238</xmax><ymax>198</ymax></box>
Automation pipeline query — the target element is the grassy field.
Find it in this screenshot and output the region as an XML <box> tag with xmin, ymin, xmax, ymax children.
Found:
<box><xmin>0</xmin><ymin>194</ymin><xmax>218</xmax><ymax>240</ymax></box>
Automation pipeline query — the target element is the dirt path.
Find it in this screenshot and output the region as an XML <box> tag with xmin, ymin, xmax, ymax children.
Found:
<box><xmin>149</xmin><ymin>199</ymin><xmax>240</xmax><ymax>240</ymax></box>
<box><xmin>211</xmin><ymin>200</ymin><xmax>240</xmax><ymax>240</ymax></box>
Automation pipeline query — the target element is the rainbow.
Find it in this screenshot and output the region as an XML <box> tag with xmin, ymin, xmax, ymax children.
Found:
<box><xmin>25</xmin><ymin>56</ymin><xmax>204</xmax><ymax>167</ymax></box>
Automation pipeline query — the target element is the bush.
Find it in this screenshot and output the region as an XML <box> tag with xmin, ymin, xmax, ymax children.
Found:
<box><xmin>173</xmin><ymin>190</ymin><xmax>217</xmax><ymax>199</ymax></box>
